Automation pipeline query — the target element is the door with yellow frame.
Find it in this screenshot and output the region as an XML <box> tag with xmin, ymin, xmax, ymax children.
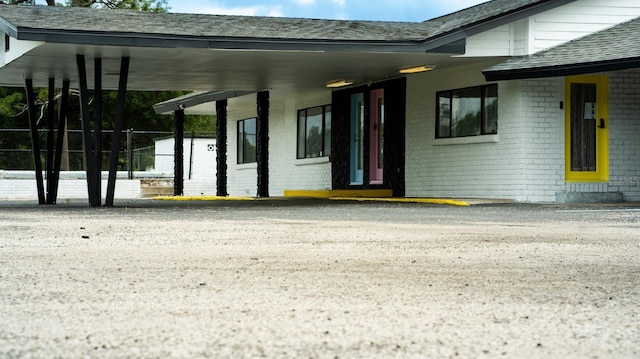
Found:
<box><xmin>565</xmin><ymin>75</ymin><xmax>609</xmax><ymax>182</ymax></box>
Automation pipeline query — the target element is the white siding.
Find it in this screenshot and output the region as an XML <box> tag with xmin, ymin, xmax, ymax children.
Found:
<box><xmin>464</xmin><ymin>0</ymin><xmax>640</xmax><ymax>57</ymax></box>
<box><xmin>530</xmin><ymin>0</ymin><xmax>640</xmax><ymax>53</ymax></box>
<box><xmin>464</xmin><ymin>24</ymin><xmax>513</xmax><ymax>56</ymax></box>
<box><xmin>227</xmin><ymin>92</ymin><xmax>332</xmax><ymax>197</ymax></box>
<box><xmin>3</xmin><ymin>38</ymin><xmax>43</xmax><ymax>65</ymax></box>
<box><xmin>0</xmin><ymin>33</ymin><xmax>5</xmax><ymax>67</ymax></box>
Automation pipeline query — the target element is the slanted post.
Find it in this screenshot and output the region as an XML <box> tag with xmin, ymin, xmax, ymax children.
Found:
<box><xmin>105</xmin><ymin>57</ymin><xmax>130</xmax><ymax>207</ymax></box>
<box><xmin>25</xmin><ymin>78</ymin><xmax>46</xmax><ymax>204</ymax></box>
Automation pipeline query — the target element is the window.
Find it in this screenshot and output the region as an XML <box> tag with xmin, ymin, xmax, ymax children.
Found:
<box><xmin>297</xmin><ymin>104</ymin><xmax>331</xmax><ymax>159</ymax></box>
<box><xmin>436</xmin><ymin>84</ymin><xmax>498</xmax><ymax>138</ymax></box>
<box><xmin>237</xmin><ymin>118</ymin><xmax>256</xmax><ymax>164</ymax></box>
<box><xmin>4</xmin><ymin>34</ymin><xmax>9</xmax><ymax>52</ymax></box>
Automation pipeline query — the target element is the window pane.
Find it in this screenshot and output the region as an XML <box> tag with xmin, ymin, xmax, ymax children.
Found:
<box><xmin>437</xmin><ymin>92</ymin><xmax>451</xmax><ymax>138</ymax></box>
<box><xmin>297</xmin><ymin>110</ymin><xmax>306</xmax><ymax>159</ymax></box>
<box><xmin>237</xmin><ymin>121</ymin><xmax>244</xmax><ymax>164</ymax></box>
<box><xmin>306</xmin><ymin>107</ymin><xmax>323</xmax><ymax>158</ymax></box>
<box><xmin>324</xmin><ymin>106</ymin><xmax>331</xmax><ymax>157</ymax></box>
<box><xmin>244</xmin><ymin>118</ymin><xmax>256</xmax><ymax>163</ymax></box>
<box><xmin>483</xmin><ymin>85</ymin><xmax>498</xmax><ymax>134</ymax></box>
<box><xmin>570</xmin><ymin>83</ymin><xmax>597</xmax><ymax>171</ymax></box>
<box><xmin>452</xmin><ymin>88</ymin><xmax>481</xmax><ymax>137</ymax></box>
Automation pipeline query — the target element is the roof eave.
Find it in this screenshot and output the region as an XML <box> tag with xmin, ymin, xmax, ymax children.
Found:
<box><xmin>14</xmin><ymin>27</ymin><xmax>455</xmax><ymax>54</ymax></box>
<box><xmin>483</xmin><ymin>57</ymin><xmax>640</xmax><ymax>81</ymax></box>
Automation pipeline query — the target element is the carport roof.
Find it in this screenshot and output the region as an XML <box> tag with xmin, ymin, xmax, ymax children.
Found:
<box><xmin>483</xmin><ymin>16</ymin><xmax>640</xmax><ymax>81</ymax></box>
<box><xmin>0</xmin><ymin>0</ymin><xmax>567</xmax><ymax>46</ymax></box>
<box><xmin>0</xmin><ymin>0</ymin><xmax>573</xmax><ymax>93</ymax></box>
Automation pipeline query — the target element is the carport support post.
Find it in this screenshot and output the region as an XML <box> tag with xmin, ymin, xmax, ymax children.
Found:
<box><xmin>215</xmin><ymin>99</ymin><xmax>228</xmax><ymax>197</ymax></box>
<box><xmin>256</xmin><ymin>91</ymin><xmax>269</xmax><ymax>198</ymax></box>
<box><xmin>94</xmin><ymin>58</ymin><xmax>103</xmax><ymax>204</ymax></box>
<box><xmin>105</xmin><ymin>56</ymin><xmax>130</xmax><ymax>207</ymax></box>
<box><xmin>77</xmin><ymin>54</ymin><xmax>99</xmax><ymax>207</ymax></box>
<box><xmin>25</xmin><ymin>78</ymin><xmax>46</xmax><ymax>205</ymax></box>
<box><xmin>45</xmin><ymin>78</ymin><xmax>56</xmax><ymax>204</ymax></box>
<box><xmin>174</xmin><ymin>109</ymin><xmax>185</xmax><ymax>196</ymax></box>
<box><xmin>51</xmin><ymin>79</ymin><xmax>70</xmax><ymax>204</ymax></box>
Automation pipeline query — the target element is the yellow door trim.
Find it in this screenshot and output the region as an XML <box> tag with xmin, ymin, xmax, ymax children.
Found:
<box><xmin>565</xmin><ymin>75</ymin><xmax>609</xmax><ymax>182</ymax></box>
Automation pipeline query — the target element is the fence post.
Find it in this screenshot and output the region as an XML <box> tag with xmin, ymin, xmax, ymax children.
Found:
<box><xmin>127</xmin><ymin>129</ymin><xmax>133</xmax><ymax>180</ymax></box>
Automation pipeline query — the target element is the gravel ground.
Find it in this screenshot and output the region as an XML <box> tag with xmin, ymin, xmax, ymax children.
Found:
<box><xmin>0</xmin><ymin>200</ymin><xmax>639</xmax><ymax>358</ymax></box>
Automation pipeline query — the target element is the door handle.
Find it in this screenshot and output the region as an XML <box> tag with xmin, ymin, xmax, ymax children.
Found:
<box><xmin>598</xmin><ymin>119</ymin><xmax>605</xmax><ymax>129</ymax></box>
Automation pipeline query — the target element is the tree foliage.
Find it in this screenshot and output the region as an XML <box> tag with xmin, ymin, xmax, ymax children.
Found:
<box><xmin>0</xmin><ymin>0</ymin><xmax>216</xmax><ymax>133</ymax></box>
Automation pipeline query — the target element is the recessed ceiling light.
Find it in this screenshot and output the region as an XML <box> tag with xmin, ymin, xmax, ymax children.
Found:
<box><xmin>399</xmin><ymin>65</ymin><xmax>435</xmax><ymax>74</ymax></box>
<box><xmin>326</xmin><ymin>80</ymin><xmax>354</xmax><ymax>88</ymax></box>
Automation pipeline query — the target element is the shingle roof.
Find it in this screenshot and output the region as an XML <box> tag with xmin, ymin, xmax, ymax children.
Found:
<box><xmin>484</xmin><ymin>16</ymin><xmax>640</xmax><ymax>80</ymax></box>
<box><xmin>0</xmin><ymin>4</ymin><xmax>432</xmax><ymax>42</ymax></box>
<box><xmin>0</xmin><ymin>0</ymin><xmax>564</xmax><ymax>47</ymax></box>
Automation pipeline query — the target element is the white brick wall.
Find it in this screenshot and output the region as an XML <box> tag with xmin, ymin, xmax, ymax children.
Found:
<box><xmin>607</xmin><ymin>69</ymin><xmax>640</xmax><ymax>201</ymax></box>
<box><xmin>406</xmin><ymin>66</ymin><xmax>640</xmax><ymax>202</ymax></box>
<box><xmin>405</xmin><ymin>60</ymin><xmax>561</xmax><ymax>201</ymax></box>
<box><xmin>227</xmin><ymin>91</ymin><xmax>332</xmax><ymax>197</ymax></box>
<box><xmin>0</xmin><ymin>177</ymin><xmax>142</xmax><ymax>200</ymax></box>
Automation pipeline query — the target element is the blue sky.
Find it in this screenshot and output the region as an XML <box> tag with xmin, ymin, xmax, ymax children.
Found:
<box><xmin>34</xmin><ymin>0</ymin><xmax>490</xmax><ymax>22</ymax></box>
<box><xmin>164</xmin><ymin>0</ymin><xmax>490</xmax><ymax>22</ymax></box>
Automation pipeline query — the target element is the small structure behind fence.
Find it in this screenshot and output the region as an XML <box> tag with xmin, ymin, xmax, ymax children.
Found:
<box><xmin>0</xmin><ymin>129</ymin><xmax>217</xmax><ymax>199</ymax></box>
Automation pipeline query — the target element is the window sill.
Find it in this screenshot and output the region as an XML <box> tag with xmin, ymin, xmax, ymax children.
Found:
<box><xmin>295</xmin><ymin>157</ymin><xmax>330</xmax><ymax>166</ymax></box>
<box><xmin>433</xmin><ymin>134</ymin><xmax>498</xmax><ymax>146</ymax></box>
<box><xmin>236</xmin><ymin>163</ymin><xmax>257</xmax><ymax>170</ymax></box>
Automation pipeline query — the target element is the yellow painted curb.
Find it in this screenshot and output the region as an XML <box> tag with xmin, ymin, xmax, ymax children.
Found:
<box><xmin>284</xmin><ymin>189</ymin><xmax>393</xmax><ymax>198</ymax></box>
<box><xmin>154</xmin><ymin>195</ymin><xmax>255</xmax><ymax>201</ymax></box>
<box><xmin>329</xmin><ymin>197</ymin><xmax>471</xmax><ymax>207</ymax></box>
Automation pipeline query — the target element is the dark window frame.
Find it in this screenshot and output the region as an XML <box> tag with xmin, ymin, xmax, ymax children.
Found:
<box><xmin>4</xmin><ymin>34</ymin><xmax>9</xmax><ymax>52</ymax></box>
<box><xmin>296</xmin><ymin>104</ymin><xmax>331</xmax><ymax>159</ymax></box>
<box><xmin>436</xmin><ymin>84</ymin><xmax>498</xmax><ymax>139</ymax></box>
<box><xmin>237</xmin><ymin>117</ymin><xmax>257</xmax><ymax>164</ymax></box>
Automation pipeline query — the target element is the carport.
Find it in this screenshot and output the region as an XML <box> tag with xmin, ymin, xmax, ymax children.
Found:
<box><xmin>0</xmin><ymin>4</ymin><xmax>481</xmax><ymax>206</ymax></box>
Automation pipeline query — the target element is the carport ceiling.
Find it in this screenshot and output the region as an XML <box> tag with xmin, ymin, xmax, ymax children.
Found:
<box><xmin>2</xmin><ymin>42</ymin><xmax>466</xmax><ymax>92</ymax></box>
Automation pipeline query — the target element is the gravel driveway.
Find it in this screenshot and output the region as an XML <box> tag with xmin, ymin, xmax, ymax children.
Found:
<box><xmin>1</xmin><ymin>200</ymin><xmax>639</xmax><ymax>358</ymax></box>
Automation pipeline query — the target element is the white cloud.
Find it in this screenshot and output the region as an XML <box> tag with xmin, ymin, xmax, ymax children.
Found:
<box><xmin>331</xmin><ymin>0</ymin><xmax>346</xmax><ymax>7</ymax></box>
<box><xmin>294</xmin><ymin>0</ymin><xmax>316</xmax><ymax>5</ymax></box>
<box><xmin>195</xmin><ymin>4</ymin><xmax>284</xmax><ymax>17</ymax></box>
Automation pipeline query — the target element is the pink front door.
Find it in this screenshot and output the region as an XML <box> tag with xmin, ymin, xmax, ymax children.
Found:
<box><xmin>369</xmin><ymin>89</ymin><xmax>384</xmax><ymax>184</ymax></box>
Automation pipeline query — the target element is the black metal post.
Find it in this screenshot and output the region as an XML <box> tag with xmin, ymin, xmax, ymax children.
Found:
<box><xmin>94</xmin><ymin>58</ymin><xmax>102</xmax><ymax>205</ymax></box>
<box><xmin>51</xmin><ymin>79</ymin><xmax>70</xmax><ymax>204</ymax></box>
<box><xmin>174</xmin><ymin>109</ymin><xmax>185</xmax><ymax>196</ymax></box>
<box><xmin>215</xmin><ymin>99</ymin><xmax>228</xmax><ymax>197</ymax></box>
<box><xmin>25</xmin><ymin>78</ymin><xmax>46</xmax><ymax>205</ymax></box>
<box><xmin>256</xmin><ymin>91</ymin><xmax>269</xmax><ymax>197</ymax></box>
<box><xmin>45</xmin><ymin>78</ymin><xmax>56</xmax><ymax>204</ymax></box>
<box><xmin>76</xmin><ymin>54</ymin><xmax>99</xmax><ymax>207</ymax></box>
<box><xmin>105</xmin><ymin>57</ymin><xmax>130</xmax><ymax>207</ymax></box>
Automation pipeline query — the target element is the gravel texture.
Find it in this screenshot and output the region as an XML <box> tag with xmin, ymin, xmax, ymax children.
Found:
<box><xmin>0</xmin><ymin>200</ymin><xmax>639</xmax><ymax>358</ymax></box>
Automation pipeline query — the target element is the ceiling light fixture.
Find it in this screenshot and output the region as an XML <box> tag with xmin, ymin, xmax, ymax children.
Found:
<box><xmin>326</xmin><ymin>80</ymin><xmax>354</xmax><ymax>88</ymax></box>
<box><xmin>399</xmin><ymin>65</ymin><xmax>435</xmax><ymax>74</ymax></box>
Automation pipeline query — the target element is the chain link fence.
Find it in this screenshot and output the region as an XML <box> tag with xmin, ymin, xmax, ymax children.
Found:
<box><xmin>0</xmin><ymin>129</ymin><xmax>215</xmax><ymax>178</ymax></box>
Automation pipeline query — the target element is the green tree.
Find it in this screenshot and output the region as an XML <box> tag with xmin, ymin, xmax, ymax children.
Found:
<box><xmin>0</xmin><ymin>0</ymin><xmax>216</xmax><ymax>133</ymax></box>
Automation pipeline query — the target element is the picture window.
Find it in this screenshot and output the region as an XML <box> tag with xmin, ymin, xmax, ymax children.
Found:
<box><xmin>297</xmin><ymin>104</ymin><xmax>331</xmax><ymax>159</ymax></box>
<box><xmin>436</xmin><ymin>84</ymin><xmax>498</xmax><ymax>138</ymax></box>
